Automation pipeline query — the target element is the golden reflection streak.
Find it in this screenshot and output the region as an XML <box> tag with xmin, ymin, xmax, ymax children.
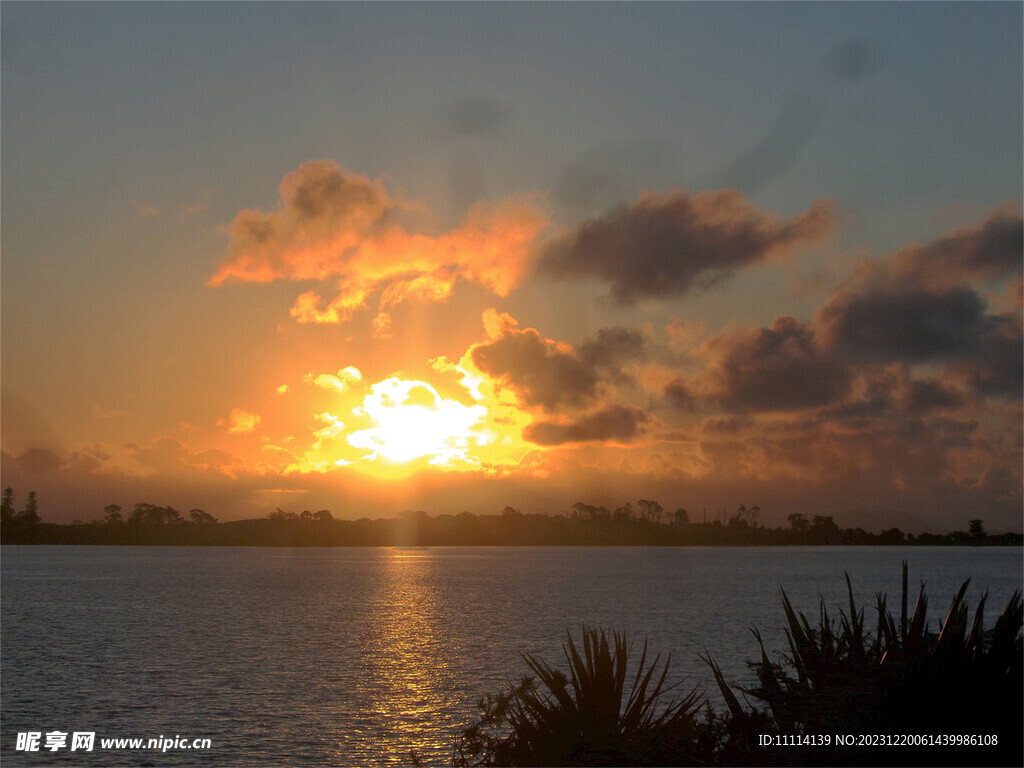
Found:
<box><xmin>360</xmin><ymin>549</ymin><xmax>457</xmax><ymax>765</ymax></box>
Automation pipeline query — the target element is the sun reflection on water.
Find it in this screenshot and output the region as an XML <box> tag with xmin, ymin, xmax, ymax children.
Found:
<box><xmin>347</xmin><ymin>549</ymin><xmax>459</xmax><ymax>765</ymax></box>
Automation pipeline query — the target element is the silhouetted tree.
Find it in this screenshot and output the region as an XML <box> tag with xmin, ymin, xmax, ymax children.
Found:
<box><xmin>129</xmin><ymin>503</ymin><xmax>181</xmax><ymax>526</ymax></box>
<box><xmin>1</xmin><ymin>487</ymin><xmax>14</xmax><ymax>524</ymax></box>
<box><xmin>673</xmin><ymin>508</ymin><xmax>689</xmax><ymax>527</ymax></box>
<box><xmin>787</xmin><ymin>513</ymin><xmax>810</xmax><ymax>533</ymax></box>
<box><xmin>879</xmin><ymin>527</ymin><xmax>905</xmax><ymax>545</ymax></box>
<box><xmin>314</xmin><ymin>509</ymin><xmax>333</xmax><ymax>522</ymax></box>
<box><xmin>571</xmin><ymin>502</ymin><xmax>594</xmax><ymax>520</ymax></box>
<box><xmin>969</xmin><ymin>519</ymin><xmax>986</xmax><ymax>538</ymax></box>
<box><xmin>728</xmin><ymin>504</ymin><xmax>750</xmax><ymax>527</ymax></box>
<box><xmin>637</xmin><ymin>499</ymin><xmax>664</xmax><ymax>524</ymax></box>
<box><xmin>103</xmin><ymin>504</ymin><xmax>123</xmax><ymax>526</ymax></box>
<box><xmin>188</xmin><ymin>508</ymin><xmax>217</xmax><ymax>525</ymax></box>
<box><xmin>18</xmin><ymin>491</ymin><xmax>40</xmax><ymax>526</ymax></box>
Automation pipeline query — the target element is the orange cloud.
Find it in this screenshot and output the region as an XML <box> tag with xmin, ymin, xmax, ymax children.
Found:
<box><xmin>220</xmin><ymin>408</ymin><xmax>262</xmax><ymax>435</ymax></box>
<box><xmin>371</xmin><ymin>311</ymin><xmax>393</xmax><ymax>340</ymax></box>
<box><xmin>209</xmin><ymin>160</ymin><xmax>548</xmax><ymax>324</ymax></box>
<box><xmin>305</xmin><ymin>366</ymin><xmax>363</xmax><ymax>393</ymax></box>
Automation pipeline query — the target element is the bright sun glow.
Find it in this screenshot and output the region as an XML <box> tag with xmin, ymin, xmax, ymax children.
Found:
<box><xmin>347</xmin><ymin>377</ymin><xmax>489</xmax><ymax>465</ymax></box>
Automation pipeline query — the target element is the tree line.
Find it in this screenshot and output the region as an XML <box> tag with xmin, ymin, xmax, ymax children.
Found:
<box><xmin>2</xmin><ymin>488</ymin><xmax>1020</xmax><ymax>547</ymax></box>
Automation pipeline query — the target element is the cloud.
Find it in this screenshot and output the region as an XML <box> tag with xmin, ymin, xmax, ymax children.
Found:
<box><xmin>524</xmin><ymin>404</ymin><xmax>648</xmax><ymax>446</ymax></box>
<box><xmin>468</xmin><ymin>311</ymin><xmax>648</xmax><ymax>412</ymax></box>
<box><xmin>538</xmin><ymin>189</ymin><xmax>834</xmax><ymax>303</ymax></box>
<box><xmin>949</xmin><ymin>311</ymin><xmax>1023</xmax><ymax>399</ymax></box>
<box><xmin>821</xmin><ymin>286</ymin><xmax>994</xmax><ymax>363</ymax></box>
<box><xmin>209</xmin><ymin>160</ymin><xmax>547</xmax><ymax>324</ymax></box>
<box><xmin>221</xmin><ymin>409</ymin><xmax>262</xmax><ymax>435</ymax></box>
<box><xmin>700</xmin><ymin>415</ymin><xmax>755</xmax><ymax>434</ymax></box>
<box><xmin>305</xmin><ymin>366</ymin><xmax>363</xmax><ymax>393</ymax></box>
<box><xmin>4</xmin><ymin>447</ymin><xmax>63</xmax><ymax>475</ymax></box>
<box><xmin>577</xmin><ymin>327</ymin><xmax>646</xmax><ymax>384</ymax></box>
<box><xmin>880</xmin><ymin>207</ymin><xmax>1022</xmax><ymax>291</ymax></box>
<box><xmin>371</xmin><ymin>311</ymin><xmax>393</xmax><ymax>340</ymax></box>
<box><xmin>664</xmin><ymin>378</ymin><xmax>697</xmax><ymax>411</ymax></box>
<box><xmin>815</xmin><ymin>208</ymin><xmax>1023</xmax><ymax>400</ymax></box>
<box><xmin>703</xmin><ymin>316</ymin><xmax>853</xmax><ymax>412</ymax></box>
<box><xmin>812</xmin><ymin>366</ymin><xmax>973</xmax><ymax>425</ymax></box>
<box><xmin>899</xmin><ymin>378</ymin><xmax>968</xmax><ymax>415</ymax></box>
<box><xmin>469</xmin><ymin>317</ymin><xmax>599</xmax><ymax>410</ymax></box>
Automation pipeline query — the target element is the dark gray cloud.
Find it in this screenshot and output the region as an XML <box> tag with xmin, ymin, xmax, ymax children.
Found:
<box><xmin>664</xmin><ymin>378</ymin><xmax>696</xmax><ymax>411</ymax></box>
<box><xmin>471</xmin><ymin>326</ymin><xmax>597</xmax><ymax>410</ymax></box>
<box><xmin>3</xmin><ymin>447</ymin><xmax>63</xmax><ymax>476</ymax></box>
<box><xmin>818</xmin><ymin>210</ymin><xmax>1022</xmax><ymax>362</ymax></box>
<box><xmin>700</xmin><ymin>415</ymin><xmax>755</xmax><ymax>434</ymax></box>
<box><xmin>578</xmin><ymin>327</ymin><xmax>646</xmax><ymax>385</ymax></box>
<box><xmin>950</xmin><ymin>312</ymin><xmax>1023</xmax><ymax>400</ymax></box>
<box><xmin>814</xmin><ymin>374</ymin><xmax>970</xmax><ymax>426</ymax></box>
<box><xmin>538</xmin><ymin>190</ymin><xmax>834</xmax><ymax>304</ymax></box>
<box><xmin>470</xmin><ymin>325</ymin><xmax>646</xmax><ymax>411</ymax></box>
<box><xmin>882</xmin><ymin>209</ymin><xmax>1022</xmax><ymax>290</ymax></box>
<box><xmin>706</xmin><ymin>316</ymin><xmax>853</xmax><ymax>412</ymax></box>
<box><xmin>900</xmin><ymin>378</ymin><xmax>969</xmax><ymax>415</ymax></box>
<box><xmin>524</xmin><ymin>405</ymin><xmax>648</xmax><ymax>446</ymax></box>
<box><xmin>815</xmin><ymin>210</ymin><xmax>1023</xmax><ymax>403</ymax></box>
<box><xmin>812</xmin><ymin>208</ymin><xmax>1022</xmax><ymax>403</ymax></box>
<box><xmin>817</xmin><ymin>396</ymin><xmax>894</xmax><ymax>426</ymax></box>
<box><xmin>820</xmin><ymin>286</ymin><xmax>992</xmax><ymax>363</ymax></box>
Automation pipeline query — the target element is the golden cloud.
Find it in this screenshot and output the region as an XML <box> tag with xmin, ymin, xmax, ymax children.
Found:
<box><xmin>209</xmin><ymin>160</ymin><xmax>548</xmax><ymax>324</ymax></box>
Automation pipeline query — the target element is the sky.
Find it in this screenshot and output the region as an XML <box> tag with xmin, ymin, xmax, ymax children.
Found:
<box><xmin>2</xmin><ymin>2</ymin><xmax>1021</xmax><ymax>531</ymax></box>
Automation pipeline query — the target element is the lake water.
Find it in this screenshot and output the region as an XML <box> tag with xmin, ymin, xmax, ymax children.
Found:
<box><xmin>2</xmin><ymin>546</ymin><xmax>1021</xmax><ymax>766</ymax></box>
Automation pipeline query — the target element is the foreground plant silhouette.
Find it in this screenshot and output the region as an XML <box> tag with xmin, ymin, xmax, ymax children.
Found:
<box><xmin>706</xmin><ymin>562</ymin><xmax>1022</xmax><ymax>766</ymax></box>
<box><xmin>456</xmin><ymin>566</ymin><xmax>1022</xmax><ymax>766</ymax></box>
<box><xmin>453</xmin><ymin>626</ymin><xmax>716</xmax><ymax>766</ymax></box>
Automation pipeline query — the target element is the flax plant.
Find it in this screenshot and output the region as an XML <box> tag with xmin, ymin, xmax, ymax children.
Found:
<box><xmin>708</xmin><ymin>563</ymin><xmax>1023</xmax><ymax>766</ymax></box>
<box><xmin>454</xmin><ymin>626</ymin><xmax>711</xmax><ymax>766</ymax></box>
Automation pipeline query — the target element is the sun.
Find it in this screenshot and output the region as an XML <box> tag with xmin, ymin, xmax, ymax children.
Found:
<box><xmin>347</xmin><ymin>377</ymin><xmax>490</xmax><ymax>466</ymax></box>
<box><xmin>283</xmin><ymin>362</ymin><xmax>537</xmax><ymax>479</ymax></box>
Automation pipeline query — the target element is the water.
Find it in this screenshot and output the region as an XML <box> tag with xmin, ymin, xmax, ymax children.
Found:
<box><xmin>2</xmin><ymin>545</ymin><xmax>1021</xmax><ymax>766</ymax></box>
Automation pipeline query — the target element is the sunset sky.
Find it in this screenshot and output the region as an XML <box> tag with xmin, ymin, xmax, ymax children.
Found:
<box><xmin>2</xmin><ymin>3</ymin><xmax>1021</xmax><ymax>531</ymax></box>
